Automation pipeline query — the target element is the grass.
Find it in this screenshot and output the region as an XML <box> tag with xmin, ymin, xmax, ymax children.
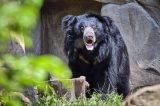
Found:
<box><xmin>35</xmin><ymin>92</ymin><xmax>122</xmax><ymax>106</ymax></box>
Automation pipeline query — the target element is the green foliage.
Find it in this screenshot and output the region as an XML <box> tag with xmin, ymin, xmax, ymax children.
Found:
<box><xmin>0</xmin><ymin>0</ymin><xmax>72</xmax><ymax>105</ymax></box>
<box><xmin>0</xmin><ymin>55</ymin><xmax>72</xmax><ymax>105</ymax></box>
<box><xmin>36</xmin><ymin>92</ymin><xmax>122</xmax><ymax>106</ymax></box>
<box><xmin>0</xmin><ymin>55</ymin><xmax>72</xmax><ymax>91</ymax></box>
<box><xmin>0</xmin><ymin>0</ymin><xmax>44</xmax><ymax>49</ymax></box>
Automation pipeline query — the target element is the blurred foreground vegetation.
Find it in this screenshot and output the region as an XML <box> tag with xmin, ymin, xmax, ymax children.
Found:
<box><xmin>0</xmin><ymin>0</ymin><xmax>71</xmax><ymax>105</ymax></box>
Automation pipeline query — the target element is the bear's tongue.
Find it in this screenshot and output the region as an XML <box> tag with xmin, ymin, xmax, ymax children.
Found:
<box><xmin>85</xmin><ymin>39</ymin><xmax>94</xmax><ymax>50</ymax></box>
<box><xmin>85</xmin><ymin>43</ymin><xmax>94</xmax><ymax>50</ymax></box>
<box><xmin>83</xmin><ymin>27</ymin><xmax>96</xmax><ymax>51</ymax></box>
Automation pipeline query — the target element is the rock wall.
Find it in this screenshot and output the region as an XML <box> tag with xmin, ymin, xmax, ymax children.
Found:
<box><xmin>101</xmin><ymin>1</ymin><xmax>160</xmax><ymax>90</ymax></box>
<box><xmin>32</xmin><ymin>0</ymin><xmax>160</xmax><ymax>90</ymax></box>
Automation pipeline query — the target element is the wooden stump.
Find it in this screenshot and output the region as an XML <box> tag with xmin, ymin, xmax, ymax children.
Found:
<box><xmin>49</xmin><ymin>76</ymin><xmax>89</xmax><ymax>101</ymax></box>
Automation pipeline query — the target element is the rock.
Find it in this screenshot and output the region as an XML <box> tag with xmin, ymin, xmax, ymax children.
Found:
<box><xmin>45</xmin><ymin>0</ymin><xmax>130</xmax><ymax>4</ymax></box>
<box><xmin>101</xmin><ymin>3</ymin><xmax>160</xmax><ymax>90</ymax></box>
<box><xmin>94</xmin><ymin>0</ymin><xmax>129</xmax><ymax>4</ymax></box>
<box><xmin>137</xmin><ymin>0</ymin><xmax>160</xmax><ymax>26</ymax></box>
<box><xmin>8</xmin><ymin>33</ymin><xmax>25</xmax><ymax>55</ymax></box>
<box><xmin>24</xmin><ymin>87</ymin><xmax>38</xmax><ymax>104</ymax></box>
<box><xmin>122</xmin><ymin>84</ymin><xmax>160</xmax><ymax>106</ymax></box>
<box><xmin>12</xmin><ymin>92</ymin><xmax>32</xmax><ymax>106</ymax></box>
<box><xmin>137</xmin><ymin>0</ymin><xmax>160</xmax><ymax>8</ymax></box>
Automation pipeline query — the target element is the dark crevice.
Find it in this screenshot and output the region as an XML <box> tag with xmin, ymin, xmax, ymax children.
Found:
<box><xmin>145</xmin><ymin>67</ymin><xmax>160</xmax><ymax>76</ymax></box>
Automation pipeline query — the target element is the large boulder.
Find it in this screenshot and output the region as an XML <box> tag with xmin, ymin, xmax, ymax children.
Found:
<box><xmin>123</xmin><ymin>84</ymin><xmax>160</xmax><ymax>106</ymax></box>
<box><xmin>101</xmin><ymin>3</ymin><xmax>160</xmax><ymax>90</ymax></box>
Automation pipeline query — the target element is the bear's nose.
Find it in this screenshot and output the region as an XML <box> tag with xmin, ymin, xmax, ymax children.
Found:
<box><xmin>83</xmin><ymin>26</ymin><xmax>96</xmax><ymax>43</ymax></box>
<box><xmin>85</xmin><ymin>32</ymin><xmax>94</xmax><ymax>36</ymax></box>
<box><xmin>83</xmin><ymin>27</ymin><xmax>94</xmax><ymax>36</ymax></box>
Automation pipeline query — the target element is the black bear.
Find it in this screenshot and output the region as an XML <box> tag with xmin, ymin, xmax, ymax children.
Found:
<box><xmin>61</xmin><ymin>13</ymin><xmax>130</xmax><ymax>98</ymax></box>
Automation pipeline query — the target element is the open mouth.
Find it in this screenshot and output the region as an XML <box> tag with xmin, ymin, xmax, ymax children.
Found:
<box><xmin>83</xmin><ymin>35</ymin><xmax>95</xmax><ymax>50</ymax></box>
<box><xmin>83</xmin><ymin>27</ymin><xmax>96</xmax><ymax>51</ymax></box>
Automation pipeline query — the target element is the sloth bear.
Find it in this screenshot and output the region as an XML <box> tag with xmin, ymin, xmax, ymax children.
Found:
<box><xmin>61</xmin><ymin>13</ymin><xmax>130</xmax><ymax>98</ymax></box>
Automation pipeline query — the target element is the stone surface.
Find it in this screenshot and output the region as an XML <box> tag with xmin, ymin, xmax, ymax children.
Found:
<box><xmin>9</xmin><ymin>33</ymin><xmax>25</xmax><ymax>55</ymax></box>
<box><xmin>94</xmin><ymin>0</ymin><xmax>129</xmax><ymax>4</ymax></box>
<box><xmin>137</xmin><ymin>0</ymin><xmax>160</xmax><ymax>26</ymax></box>
<box><xmin>101</xmin><ymin>3</ymin><xmax>160</xmax><ymax>90</ymax></box>
<box><xmin>46</xmin><ymin>0</ymin><xmax>130</xmax><ymax>4</ymax></box>
<box><xmin>137</xmin><ymin>0</ymin><xmax>160</xmax><ymax>7</ymax></box>
<box><xmin>13</xmin><ymin>92</ymin><xmax>32</xmax><ymax>106</ymax></box>
<box><xmin>122</xmin><ymin>84</ymin><xmax>160</xmax><ymax>106</ymax></box>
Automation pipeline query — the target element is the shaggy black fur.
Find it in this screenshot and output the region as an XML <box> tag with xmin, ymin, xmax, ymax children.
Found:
<box><xmin>61</xmin><ymin>13</ymin><xmax>130</xmax><ymax>98</ymax></box>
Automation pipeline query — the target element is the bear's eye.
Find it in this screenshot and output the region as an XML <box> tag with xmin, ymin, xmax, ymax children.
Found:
<box><xmin>80</xmin><ymin>26</ymin><xmax>84</xmax><ymax>31</ymax></box>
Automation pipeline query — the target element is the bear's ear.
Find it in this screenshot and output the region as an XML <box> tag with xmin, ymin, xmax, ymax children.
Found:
<box><xmin>61</xmin><ymin>15</ymin><xmax>76</xmax><ymax>33</ymax></box>
<box><xmin>102</xmin><ymin>16</ymin><xmax>113</xmax><ymax>27</ymax></box>
<box><xmin>102</xmin><ymin>16</ymin><xmax>120</xmax><ymax>35</ymax></box>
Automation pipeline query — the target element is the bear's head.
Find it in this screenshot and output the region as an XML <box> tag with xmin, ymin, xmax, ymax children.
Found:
<box><xmin>62</xmin><ymin>13</ymin><xmax>113</xmax><ymax>51</ymax></box>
